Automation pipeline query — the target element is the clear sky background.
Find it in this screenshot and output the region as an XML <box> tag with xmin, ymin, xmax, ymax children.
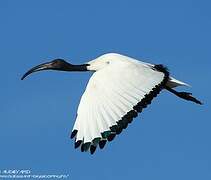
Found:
<box><xmin>0</xmin><ymin>0</ymin><xmax>210</xmax><ymax>179</ymax></box>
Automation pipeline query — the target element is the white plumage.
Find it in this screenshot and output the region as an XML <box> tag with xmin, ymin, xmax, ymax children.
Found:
<box><xmin>21</xmin><ymin>52</ymin><xmax>202</xmax><ymax>154</ymax></box>
<box><xmin>71</xmin><ymin>53</ymin><xmax>192</xmax><ymax>153</ymax></box>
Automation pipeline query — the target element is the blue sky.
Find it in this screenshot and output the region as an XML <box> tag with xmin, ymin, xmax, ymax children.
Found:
<box><xmin>0</xmin><ymin>0</ymin><xmax>210</xmax><ymax>179</ymax></box>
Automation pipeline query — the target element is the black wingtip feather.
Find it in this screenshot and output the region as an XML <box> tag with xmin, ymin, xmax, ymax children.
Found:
<box><xmin>110</xmin><ymin>125</ymin><xmax>118</xmax><ymax>132</ymax></box>
<box><xmin>99</xmin><ymin>140</ymin><xmax>107</xmax><ymax>149</ymax></box>
<box><xmin>81</xmin><ymin>144</ymin><xmax>85</xmax><ymax>152</ymax></box>
<box><xmin>90</xmin><ymin>145</ymin><xmax>97</xmax><ymax>154</ymax></box>
<box><xmin>75</xmin><ymin>140</ymin><xmax>82</xmax><ymax>149</ymax></box>
<box><xmin>107</xmin><ymin>133</ymin><xmax>116</xmax><ymax>142</ymax></box>
<box><xmin>71</xmin><ymin>130</ymin><xmax>78</xmax><ymax>139</ymax></box>
<box><xmin>82</xmin><ymin>142</ymin><xmax>91</xmax><ymax>152</ymax></box>
<box><xmin>116</xmin><ymin>126</ymin><xmax>123</xmax><ymax>134</ymax></box>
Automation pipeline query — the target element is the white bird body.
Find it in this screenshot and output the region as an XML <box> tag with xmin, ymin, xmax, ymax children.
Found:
<box><xmin>22</xmin><ymin>52</ymin><xmax>202</xmax><ymax>154</ymax></box>
<box><xmin>73</xmin><ymin>53</ymin><xmax>188</xmax><ymax>146</ymax></box>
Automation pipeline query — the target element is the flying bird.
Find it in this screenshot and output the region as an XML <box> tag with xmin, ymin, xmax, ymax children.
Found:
<box><xmin>21</xmin><ymin>53</ymin><xmax>202</xmax><ymax>154</ymax></box>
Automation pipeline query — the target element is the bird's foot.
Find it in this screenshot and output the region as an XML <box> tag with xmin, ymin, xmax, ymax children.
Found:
<box><xmin>177</xmin><ymin>92</ymin><xmax>203</xmax><ymax>105</ymax></box>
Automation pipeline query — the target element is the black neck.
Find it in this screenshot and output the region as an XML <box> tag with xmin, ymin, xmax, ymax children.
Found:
<box><xmin>60</xmin><ymin>64</ymin><xmax>89</xmax><ymax>72</ymax></box>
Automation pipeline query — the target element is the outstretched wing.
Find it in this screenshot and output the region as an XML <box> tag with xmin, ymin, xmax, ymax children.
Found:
<box><xmin>71</xmin><ymin>61</ymin><xmax>169</xmax><ymax>154</ymax></box>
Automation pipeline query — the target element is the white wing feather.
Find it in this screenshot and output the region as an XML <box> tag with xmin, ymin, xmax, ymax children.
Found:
<box><xmin>72</xmin><ymin>60</ymin><xmax>165</xmax><ymax>152</ymax></box>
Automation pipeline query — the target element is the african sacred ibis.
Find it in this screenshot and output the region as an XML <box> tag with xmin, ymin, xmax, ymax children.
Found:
<box><xmin>21</xmin><ymin>53</ymin><xmax>202</xmax><ymax>154</ymax></box>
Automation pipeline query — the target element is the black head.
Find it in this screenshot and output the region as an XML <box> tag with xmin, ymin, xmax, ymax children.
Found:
<box><xmin>21</xmin><ymin>59</ymin><xmax>88</xmax><ymax>80</ymax></box>
<box><xmin>46</xmin><ymin>59</ymin><xmax>75</xmax><ymax>71</ymax></box>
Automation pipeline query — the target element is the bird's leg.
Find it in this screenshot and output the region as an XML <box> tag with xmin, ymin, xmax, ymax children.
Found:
<box><xmin>164</xmin><ymin>86</ymin><xmax>203</xmax><ymax>105</ymax></box>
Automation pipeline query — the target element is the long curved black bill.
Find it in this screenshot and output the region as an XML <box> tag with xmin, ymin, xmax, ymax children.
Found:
<box><xmin>21</xmin><ymin>59</ymin><xmax>89</xmax><ymax>80</ymax></box>
<box><xmin>21</xmin><ymin>62</ymin><xmax>52</xmax><ymax>80</ymax></box>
